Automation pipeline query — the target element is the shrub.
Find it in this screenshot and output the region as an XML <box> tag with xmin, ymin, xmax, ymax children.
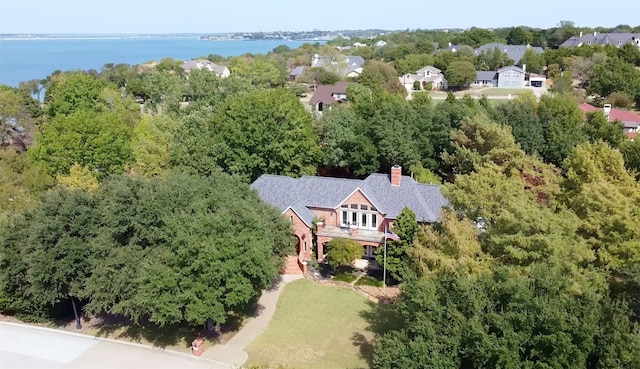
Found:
<box><xmin>606</xmin><ymin>91</ymin><xmax>634</xmax><ymax>109</ymax></box>
<box><xmin>355</xmin><ymin>275</ymin><xmax>383</xmax><ymax>287</ymax></box>
<box><xmin>326</xmin><ymin>238</ymin><xmax>364</xmax><ymax>269</ymax></box>
<box><xmin>333</xmin><ymin>272</ymin><xmax>358</xmax><ymax>283</ymax></box>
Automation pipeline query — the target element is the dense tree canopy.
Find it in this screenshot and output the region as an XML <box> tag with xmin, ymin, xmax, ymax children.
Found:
<box><xmin>173</xmin><ymin>88</ymin><xmax>320</xmax><ymax>182</ymax></box>
<box><xmin>373</xmin><ymin>265</ymin><xmax>640</xmax><ymax>369</ymax></box>
<box><xmin>29</xmin><ymin>110</ymin><xmax>133</xmax><ymax>178</ymax></box>
<box><xmin>444</xmin><ymin>61</ymin><xmax>477</xmax><ymax>88</ymax></box>
<box><xmin>0</xmin><ymin>172</ymin><xmax>294</xmax><ymax>325</ymax></box>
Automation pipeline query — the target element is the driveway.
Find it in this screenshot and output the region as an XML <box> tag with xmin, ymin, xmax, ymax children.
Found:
<box><xmin>0</xmin><ymin>322</ymin><xmax>231</xmax><ymax>369</ymax></box>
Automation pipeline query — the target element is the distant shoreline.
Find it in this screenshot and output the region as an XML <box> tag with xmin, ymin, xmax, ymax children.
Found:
<box><xmin>0</xmin><ymin>36</ymin><xmax>327</xmax><ymax>42</ymax></box>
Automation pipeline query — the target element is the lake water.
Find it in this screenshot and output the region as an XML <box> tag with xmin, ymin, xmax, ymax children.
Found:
<box><xmin>0</xmin><ymin>38</ymin><xmax>318</xmax><ymax>87</ymax></box>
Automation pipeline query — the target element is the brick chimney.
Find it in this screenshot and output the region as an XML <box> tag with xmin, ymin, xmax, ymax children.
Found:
<box><xmin>603</xmin><ymin>104</ymin><xmax>612</xmax><ymax>121</ymax></box>
<box><xmin>390</xmin><ymin>165</ymin><xmax>402</xmax><ymax>187</ymax></box>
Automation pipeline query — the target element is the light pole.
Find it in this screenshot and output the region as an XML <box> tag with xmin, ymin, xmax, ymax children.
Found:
<box><xmin>383</xmin><ymin>226</ymin><xmax>387</xmax><ymax>297</ymax></box>
<box><xmin>70</xmin><ymin>293</ymin><xmax>82</xmax><ymax>331</ymax></box>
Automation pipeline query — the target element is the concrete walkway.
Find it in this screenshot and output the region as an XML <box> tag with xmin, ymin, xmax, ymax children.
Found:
<box><xmin>202</xmin><ymin>274</ymin><xmax>303</xmax><ymax>368</ymax></box>
<box><xmin>0</xmin><ymin>321</ymin><xmax>231</xmax><ymax>369</ymax></box>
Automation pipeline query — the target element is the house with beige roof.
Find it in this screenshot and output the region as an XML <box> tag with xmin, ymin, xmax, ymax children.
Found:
<box><xmin>399</xmin><ymin>65</ymin><xmax>448</xmax><ymax>91</ymax></box>
<box><xmin>251</xmin><ymin>166</ymin><xmax>449</xmax><ymax>274</ymax></box>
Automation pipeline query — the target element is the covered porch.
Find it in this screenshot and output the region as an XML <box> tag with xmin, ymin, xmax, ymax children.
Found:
<box><xmin>315</xmin><ymin>223</ymin><xmax>386</xmax><ymax>262</ymax></box>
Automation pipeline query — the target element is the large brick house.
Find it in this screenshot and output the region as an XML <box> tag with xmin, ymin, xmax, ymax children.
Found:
<box><xmin>251</xmin><ymin>166</ymin><xmax>448</xmax><ymax>274</ymax></box>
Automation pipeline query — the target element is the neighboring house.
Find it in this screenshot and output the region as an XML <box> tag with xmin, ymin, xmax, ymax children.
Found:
<box><xmin>251</xmin><ymin>165</ymin><xmax>449</xmax><ymax>274</ymax></box>
<box><xmin>474</xmin><ymin>43</ymin><xmax>544</xmax><ymax>65</ymax></box>
<box><xmin>579</xmin><ymin>103</ymin><xmax>640</xmax><ymax>140</ymax></box>
<box><xmin>311</xmin><ymin>54</ymin><xmax>365</xmax><ymax>77</ymax></box>
<box><xmin>561</xmin><ymin>32</ymin><xmax>640</xmax><ymax>48</ymax></box>
<box><xmin>399</xmin><ymin>65</ymin><xmax>448</xmax><ymax>91</ymax></box>
<box><xmin>496</xmin><ymin>65</ymin><xmax>525</xmax><ymax>88</ymax></box>
<box><xmin>471</xmin><ymin>65</ymin><xmax>525</xmax><ymax>88</ymax></box>
<box><xmin>289</xmin><ymin>65</ymin><xmax>307</xmax><ymax>81</ymax></box>
<box><xmin>181</xmin><ymin>59</ymin><xmax>230</xmax><ymax>78</ymax></box>
<box><xmin>527</xmin><ymin>73</ymin><xmax>546</xmax><ymax>87</ymax></box>
<box><xmin>436</xmin><ymin>42</ymin><xmax>463</xmax><ymax>52</ymax></box>
<box><xmin>374</xmin><ymin>40</ymin><xmax>388</xmax><ymax>48</ymax></box>
<box><xmin>309</xmin><ymin>82</ymin><xmax>354</xmax><ymax>113</ymax></box>
<box><xmin>353</xmin><ymin>42</ymin><xmax>367</xmax><ymax>48</ymax></box>
<box><xmin>472</xmin><ymin>71</ymin><xmax>499</xmax><ymax>87</ymax></box>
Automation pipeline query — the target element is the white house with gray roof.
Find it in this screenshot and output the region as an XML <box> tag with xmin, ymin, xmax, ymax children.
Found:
<box><xmin>181</xmin><ymin>59</ymin><xmax>230</xmax><ymax>78</ymax></box>
<box><xmin>472</xmin><ymin>65</ymin><xmax>525</xmax><ymax>88</ymax></box>
<box><xmin>399</xmin><ymin>65</ymin><xmax>448</xmax><ymax>91</ymax></box>
<box><xmin>311</xmin><ymin>54</ymin><xmax>365</xmax><ymax>77</ymax></box>
<box><xmin>560</xmin><ymin>32</ymin><xmax>640</xmax><ymax>48</ymax></box>
<box><xmin>251</xmin><ymin>166</ymin><xmax>448</xmax><ymax>273</ymax></box>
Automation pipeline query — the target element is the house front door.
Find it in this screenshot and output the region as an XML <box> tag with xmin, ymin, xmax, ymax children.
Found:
<box><xmin>363</xmin><ymin>245</ymin><xmax>376</xmax><ymax>259</ymax></box>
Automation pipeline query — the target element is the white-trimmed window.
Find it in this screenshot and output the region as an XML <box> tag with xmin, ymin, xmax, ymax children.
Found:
<box><xmin>340</xmin><ymin>204</ymin><xmax>379</xmax><ymax>230</ymax></box>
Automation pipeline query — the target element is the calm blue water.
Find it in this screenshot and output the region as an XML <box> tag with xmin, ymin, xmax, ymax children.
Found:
<box><xmin>0</xmin><ymin>38</ymin><xmax>317</xmax><ymax>87</ymax></box>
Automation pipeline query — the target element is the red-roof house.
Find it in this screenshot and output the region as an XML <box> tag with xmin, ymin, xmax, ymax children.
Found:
<box><xmin>309</xmin><ymin>82</ymin><xmax>354</xmax><ymax>114</ymax></box>
<box><xmin>579</xmin><ymin>103</ymin><xmax>640</xmax><ymax>140</ymax></box>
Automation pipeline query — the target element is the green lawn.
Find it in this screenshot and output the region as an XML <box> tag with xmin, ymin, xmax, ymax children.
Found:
<box><xmin>480</xmin><ymin>88</ymin><xmax>528</xmax><ymax>95</ymax></box>
<box><xmin>245</xmin><ymin>279</ymin><xmax>401</xmax><ymax>369</ymax></box>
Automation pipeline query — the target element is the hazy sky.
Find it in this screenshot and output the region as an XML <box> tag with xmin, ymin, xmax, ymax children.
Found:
<box><xmin>0</xmin><ymin>0</ymin><xmax>639</xmax><ymax>34</ymax></box>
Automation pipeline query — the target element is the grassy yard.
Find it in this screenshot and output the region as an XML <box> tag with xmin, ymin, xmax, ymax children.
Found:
<box><xmin>245</xmin><ymin>279</ymin><xmax>401</xmax><ymax>369</ymax></box>
<box><xmin>480</xmin><ymin>88</ymin><xmax>528</xmax><ymax>96</ymax></box>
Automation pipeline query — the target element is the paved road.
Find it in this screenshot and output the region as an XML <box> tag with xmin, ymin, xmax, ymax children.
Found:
<box><xmin>0</xmin><ymin>322</ymin><xmax>231</xmax><ymax>369</ymax></box>
<box><xmin>202</xmin><ymin>274</ymin><xmax>303</xmax><ymax>368</ymax></box>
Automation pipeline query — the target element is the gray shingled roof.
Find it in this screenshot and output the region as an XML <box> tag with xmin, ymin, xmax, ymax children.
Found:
<box><xmin>290</xmin><ymin>66</ymin><xmax>307</xmax><ymax>76</ymax></box>
<box><xmin>476</xmin><ymin>71</ymin><xmax>498</xmax><ymax>81</ymax></box>
<box><xmin>182</xmin><ymin>59</ymin><xmax>228</xmax><ymax>75</ymax></box>
<box><xmin>474</xmin><ymin>43</ymin><xmax>543</xmax><ymax>65</ymax></box>
<box><xmin>251</xmin><ymin>173</ymin><xmax>449</xmax><ymax>226</ymax></box>
<box><xmin>561</xmin><ymin>33</ymin><xmax>640</xmax><ymax>48</ymax></box>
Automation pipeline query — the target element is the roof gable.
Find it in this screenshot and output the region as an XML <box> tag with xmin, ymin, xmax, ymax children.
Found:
<box><xmin>309</xmin><ymin>82</ymin><xmax>354</xmax><ymax>105</ymax></box>
<box><xmin>251</xmin><ymin>172</ymin><xmax>449</xmax><ymax>225</ymax></box>
<box><xmin>497</xmin><ymin>65</ymin><xmax>525</xmax><ymax>74</ymax></box>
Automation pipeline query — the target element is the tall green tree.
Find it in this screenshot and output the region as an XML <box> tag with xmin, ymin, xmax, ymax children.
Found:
<box><xmin>491</xmin><ymin>92</ymin><xmax>545</xmax><ymax>155</ymax></box>
<box><xmin>174</xmin><ymin>89</ymin><xmax>320</xmax><ymax>182</ymax></box>
<box><xmin>519</xmin><ymin>48</ymin><xmax>546</xmax><ymax>73</ymax></box>
<box><xmin>444</xmin><ymin>61</ymin><xmax>477</xmax><ymax>88</ymax></box>
<box><xmin>44</xmin><ymin>72</ymin><xmax>109</xmax><ymax>118</ymax></box>
<box><xmin>475</xmin><ymin>47</ymin><xmax>514</xmax><ymax>71</ymax></box>
<box><xmin>562</xmin><ymin>142</ymin><xmax>640</xmax><ymax>271</ymax></box>
<box><xmin>537</xmin><ymin>93</ymin><xmax>587</xmax><ymax>166</ymax></box>
<box><xmin>587</xmin><ymin>56</ymin><xmax>640</xmax><ymax>101</ymax></box>
<box><xmin>29</xmin><ymin>110</ymin><xmax>133</xmax><ymax>178</ymax></box>
<box><xmin>373</xmin><ymin>264</ymin><xmax>640</xmax><ymax>369</ymax></box>
<box><xmin>506</xmin><ymin>26</ymin><xmax>533</xmax><ymax>45</ymax></box>
<box><xmin>317</xmin><ymin>106</ymin><xmax>379</xmax><ymax>176</ymax></box>
<box><xmin>130</xmin><ymin>115</ymin><xmax>178</xmax><ymax>177</ymax></box>
<box><xmin>582</xmin><ymin>112</ymin><xmax>626</xmax><ymax>148</ymax></box>
<box><xmin>376</xmin><ymin>207</ymin><xmax>418</xmax><ymax>283</ymax></box>
<box><xmin>359</xmin><ymin>60</ymin><xmax>406</xmax><ymax>96</ymax></box>
<box><xmin>0</xmin><ymin>172</ymin><xmax>295</xmax><ymax>327</ymax></box>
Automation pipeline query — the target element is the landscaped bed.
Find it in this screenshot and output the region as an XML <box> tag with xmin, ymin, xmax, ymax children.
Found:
<box><xmin>245</xmin><ymin>279</ymin><xmax>401</xmax><ymax>369</ymax></box>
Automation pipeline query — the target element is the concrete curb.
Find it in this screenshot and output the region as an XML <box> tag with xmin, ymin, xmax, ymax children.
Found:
<box><xmin>0</xmin><ymin>321</ymin><xmax>231</xmax><ymax>368</ymax></box>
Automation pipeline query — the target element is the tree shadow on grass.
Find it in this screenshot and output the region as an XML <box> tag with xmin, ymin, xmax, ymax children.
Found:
<box><xmin>351</xmin><ymin>300</ymin><xmax>404</xmax><ymax>366</ymax></box>
<box><xmin>90</xmin><ymin>314</ymin><xmax>202</xmax><ymax>349</ymax></box>
<box><xmin>89</xmin><ymin>294</ymin><xmax>261</xmax><ymax>349</ymax></box>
